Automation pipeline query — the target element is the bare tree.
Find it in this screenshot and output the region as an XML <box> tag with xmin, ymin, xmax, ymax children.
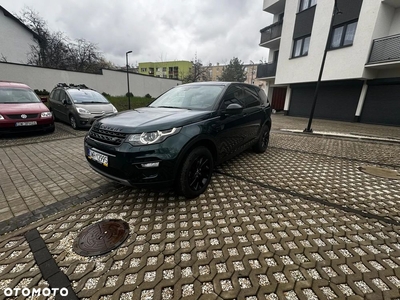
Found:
<box><xmin>17</xmin><ymin>7</ymin><xmax>112</xmax><ymax>73</ymax></box>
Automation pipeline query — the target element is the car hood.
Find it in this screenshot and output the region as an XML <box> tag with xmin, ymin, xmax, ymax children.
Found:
<box><xmin>75</xmin><ymin>103</ymin><xmax>114</xmax><ymax>113</ymax></box>
<box><xmin>0</xmin><ymin>103</ymin><xmax>49</xmax><ymax>114</ymax></box>
<box><xmin>94</xmin><ymin>107</ymin><xmax>213</xmax><ymax>133</ymax></box>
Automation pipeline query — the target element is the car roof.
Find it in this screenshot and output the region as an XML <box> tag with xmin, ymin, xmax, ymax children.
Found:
<box><xmin>0</xmin><ymin>81</ymin><xmax>31</xmax><ymax>89</ymax></box>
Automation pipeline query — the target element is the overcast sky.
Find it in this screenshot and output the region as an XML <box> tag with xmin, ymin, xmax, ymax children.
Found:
<box><xmin>2</xmin><ymin>0</ymin><xmax>273</xmax><ymax>67</ymax></box>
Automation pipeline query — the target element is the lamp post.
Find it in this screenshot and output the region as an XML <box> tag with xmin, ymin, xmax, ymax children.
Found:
<box><xmin>126</xmin><ymin>50</ymin><xmax>132</xmax><ymax>110</ymax></box>
<box><xmin>304</xmin><ymin>0</ymin><xmax>341</xmax><ymax>132</ymax></box>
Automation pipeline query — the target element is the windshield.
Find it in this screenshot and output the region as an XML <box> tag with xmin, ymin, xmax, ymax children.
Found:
<box><xmin>68</xmin><ymin>89</ymin><xmax>110</xmax><ymax>104</ymax></box>
<box><xmin>0</xmin><ymin>88</ymin><xmax>41</xmax><ymax>104</ymax></box>
<box><xmin>149</xmin><ymin>85</ymin><xmax>224</xmax><ymax>110</ymax></box>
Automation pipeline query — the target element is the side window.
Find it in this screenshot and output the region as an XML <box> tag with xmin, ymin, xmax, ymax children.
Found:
<box><xmin>258</xmin><ymin>89</ymin><xmax>270</xmax><ymax>106</ymax></box>
<box><xmin>52</xmin><ymin>89</ymin><xmax>60</xmax><ymax>102</ymax></box>
<box><xmin>241</xmin><ymin>87</ymin><xmax>261</xmax><ymax>108</ymax></box>
<box><xmin>219</xmin><ymin>85</ymin><xmax>244</xmax><ymax>110</ymax></box>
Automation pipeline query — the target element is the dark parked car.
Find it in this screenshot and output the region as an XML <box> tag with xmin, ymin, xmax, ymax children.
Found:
<box><xmin>84</xmin><ymin>82</ymin><xmax>271</xmax><ymax>198</ymax></box>
<box><xmin>0</xmin><ymin>81</ymin><xmax>54</xmax><ymax>134</ymax></box>
<box><xmin>48</xmin><ymin>83</ymin><xmax>117</xmax><ymax>129</ymax></box>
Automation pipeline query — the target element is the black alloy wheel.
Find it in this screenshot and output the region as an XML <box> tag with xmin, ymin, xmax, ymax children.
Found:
<box><xmin>253</xmin><ymin>125</ymin><xmax>270</xmax><ymax>153</ymax></box>
<box><xmin>178</xmin><ymin>146</ymin><xmax>213</xmax><ymax>198</ymax></box>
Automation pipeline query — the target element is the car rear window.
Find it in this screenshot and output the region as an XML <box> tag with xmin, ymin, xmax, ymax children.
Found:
<box><xmin>0</xmin><ymin>88</ymin><xmax>41</xmax><ymax>103</ymax></box>
<box><xmin>67</xmin><ymin>89</ymin><xmax>109</xmax><ymax>104</ymax></box>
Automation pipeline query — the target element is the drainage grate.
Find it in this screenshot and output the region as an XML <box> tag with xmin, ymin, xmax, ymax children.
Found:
<box><xmin>73</xmin><ymin>219</ymin><xmax>129</xmax><ymax>256</ymax></box>
<box><xmin>359</xmin><ymin>165</ymin><xmax>400</xmax><ymax>180</ymax></box>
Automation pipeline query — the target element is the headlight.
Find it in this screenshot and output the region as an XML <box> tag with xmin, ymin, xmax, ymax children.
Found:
<box><xmin>0</xmin><ymin>114</ymin><xmax>4</xmax><ymax>120</ymax></box>
<box><xmin>41</xmin><ymin>112</ymin><xmax>52</xmax><ymax>118</ymax></box>
<box><xmin>112</xmin><ymin>105</ymin><xmax>118</xmax><ymax>113</ymax></box>
<box><xmin>77</xmin><ymin>107</ymin><xmax>90</xmax><ymax>115</ymax></box>
<box><xmin>127</xmin><ymin>127</ymin><xmax>181</xmax><ymax>145</ymax></box>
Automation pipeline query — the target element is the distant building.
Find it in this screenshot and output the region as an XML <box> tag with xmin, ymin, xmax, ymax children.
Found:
<box><xmin>138</xmin><ymin>61</ymin><xmax>193</xmax><ymax>80</ymax></box>
<box><xmin>199</xmin><ymin>63</ymin><xmax>265</xmax><ymax>87</ymax></box>
<box><xmin>0</xmin><ymin>5</ymin><xmax>39</xmax><ymax>64</ymax></box>
<box><xmin>258</xmin><ymin>0</ymin><xmax>400</xmax><ymax>125</ymax></box>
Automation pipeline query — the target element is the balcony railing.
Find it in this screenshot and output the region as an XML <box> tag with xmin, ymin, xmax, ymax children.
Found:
<box><xmin>260</xmin><ymin>21</ymin><xmax>283</xmax><ymax>45</ymax></box>
<box><xmin>368</xmin><ymin>34</ymin><xmax>400</xmax><ymax>64</ymax></box>
<box><xmin>256</xmin><ymin>62</ymin><xmax>277</xmax><ymax>78</ymax></box>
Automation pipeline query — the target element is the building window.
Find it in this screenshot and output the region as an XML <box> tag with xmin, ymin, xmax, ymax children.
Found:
<box><xmin>292</xmin><ymin>35</ymin><xmax>311</xmax><ymax>58</ymax></box>
<box><xmin>141</xmin><ymin>68</ymin><xmax>147</xmax><ymax>72</ymax></box>
<box><xmin>299</xmin><ymin>0</ymin><xmax>316</xmax><ymax>12</ymax></box>
<box><xmin>162</xmin><ymin>67</ymin><xmax>167</xmax><ymax>72</ymax></box>
<box><xmin>330</xmin><ymin>21</ymin><xmax>358</xmax><ymax>49</ymax></box>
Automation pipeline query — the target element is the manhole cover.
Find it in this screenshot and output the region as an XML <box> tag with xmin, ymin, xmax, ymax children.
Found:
<box><xmin>73</xmin><ymin>219</ymin><xmax>129</xmax><ymax>256</ymax></box>
<box><xmin>359</xmin><ymin>165</ymin><xmax>400</xmax><ymax>180</ymax></box>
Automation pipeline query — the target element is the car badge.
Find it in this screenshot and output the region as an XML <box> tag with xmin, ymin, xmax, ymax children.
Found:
<box><xmin>101</xmin><ymin>111</ymin><xmax>105</xmax><ymax>115</ymax></box>
<box><xmin>21</xmin><ymin>114</ymin><xmax>27</xmax><ymax>119</ymax></box>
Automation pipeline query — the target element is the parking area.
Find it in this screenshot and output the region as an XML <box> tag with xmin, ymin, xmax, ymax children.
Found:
<box><xmin>0</xmin><ymin>115</ymin><xmax>399</xmax><ymax>299</ymax></box>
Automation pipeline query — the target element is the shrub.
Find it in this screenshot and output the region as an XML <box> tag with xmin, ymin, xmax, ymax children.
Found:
<box><xmin>34</xmin><ymin>89</ymin><xmax>50</xmax><ymax>96</ymax></box>
<box><xmin>145</xmin><ymin>93</ymin><xmax>152</xmax><ymax>98</ymax></box>
<box><xmin>102</xmin><ymin>92</ymin><xmax>110</xmax><ymax>97</ymax></box>
<box><xmin>126</xmin><ymin>92</ymin><xmax>134</xmax><ymax>97</ymax></box>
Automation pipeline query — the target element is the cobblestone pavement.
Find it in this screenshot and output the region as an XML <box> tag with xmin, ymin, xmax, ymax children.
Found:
<box><xmin>0</xmin><ymin>122</ymin><xmax>112</xmax><ymax>229</ymax></box>
<box><xmin>0</xmin><ymin>116</ymin><xmax>399</xmax><ymax>299</ymax></box>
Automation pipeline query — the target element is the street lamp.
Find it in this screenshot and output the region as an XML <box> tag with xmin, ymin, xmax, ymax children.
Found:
<box><xmin>126</xmin><ymin>50</ymin><xmax>132</xmax><ymax>110</ymax></box>
<box><xmin>304</xmin><ymin>0</ymin><xmax>342</xmax><ymax>132</ymax></box>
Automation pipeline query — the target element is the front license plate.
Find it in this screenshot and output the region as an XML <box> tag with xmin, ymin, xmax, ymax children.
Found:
<box><xmin>88</xmin><ymin>149</ymin><xmax>108</xmax><ymax>167</ymax></box>
<box><xmin>15</xmin><ymin>121</ymin><xmax>37</xmax><ymax>126</ymax></box>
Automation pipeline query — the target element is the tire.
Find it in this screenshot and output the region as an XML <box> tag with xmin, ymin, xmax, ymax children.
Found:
<box><xmin>177</xmin><ymin>146</ymin><xmax>213</xmax><ymax>199</ymax></box>
<box><xmin>70</xmin><ymin>115</ymin><xmax>78</xmax><ymax>129</ymax></box>
<box><xmin>46</xmin><ymin>126</ymin><xmax>55</xmax><ymax>134</ymax></box>
<box><xmin>253</xmin><ymin>125</ymin><xmax>270</xmax><ymax>153</ymax></box>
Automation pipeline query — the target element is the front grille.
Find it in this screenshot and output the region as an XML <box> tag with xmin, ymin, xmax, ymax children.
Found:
<box><xmin>89</xmin><ymin>127</ymin><xmax>127</xmax><ymax>145</ymax></box>
<box><xmin>7</xmin><ymin>114</ymin><xmax>38</xmax><ymax>119</ymax></box>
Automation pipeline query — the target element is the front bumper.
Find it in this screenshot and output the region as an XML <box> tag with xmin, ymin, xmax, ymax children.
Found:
<box><xmin>84</xmin><ymin>138</ymin><xmax>184</xmax><ymax>187</ymax></box>
<box><xmin>0</xmin><ymin>119</ymin><xmax>54</xmax><ymax>134</ymax></box>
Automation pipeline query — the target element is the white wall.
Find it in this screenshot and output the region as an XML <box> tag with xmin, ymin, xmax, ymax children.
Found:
<box><xmin>0</xmin><ymin>10</ymin><xmax>36</xmax><ymax>64</ymax></box>
<box><xmin>389</xmin><ymin>8</ymin><xmax>400</xmax><ymax>35</ymax></box>
<box><xmin>275</xmin><ymin>0</ymin><xmax>389</xmax><ymax>85</ymax></box>
<box><xmin>0</xmin><ymin>62</ymin><xmax>181</xmax><ymax>97</ymax></box>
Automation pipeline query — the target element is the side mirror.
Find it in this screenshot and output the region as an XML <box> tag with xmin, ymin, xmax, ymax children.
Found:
<box><xmin>225</xmin><ymin>103</ymin><xmax>243</xmax><ymax>115</ymax></box>
<box><xmin>40</xmin><ymin>97</ymin><xmax>47</xmax><ymax>103</ymax></box>
<box><xmin>62</xmin><ymin>99</ymin><xmax>68</xmax><ymax>105</ymax></box>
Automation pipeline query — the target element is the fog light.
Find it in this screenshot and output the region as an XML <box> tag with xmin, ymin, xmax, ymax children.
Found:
<box><xmin>141</xmin><ymin>162</ymin><xmax>159</xmax><ymax>168</ymax></box>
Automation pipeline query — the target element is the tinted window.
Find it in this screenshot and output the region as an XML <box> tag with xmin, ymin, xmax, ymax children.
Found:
<box><xmin>219</xmin><ymin>85</ymin><xmax>243</xmax><ymax>110</ymax></box>
<box><xmin>241</xmin><ymin>87</ymin><xmax>261</xmax><ymax>108</ymax></box>
<box><xmin>258</xmin><ymin>89</ymin><xmax>270</xmax><ymax>106</ymax></box>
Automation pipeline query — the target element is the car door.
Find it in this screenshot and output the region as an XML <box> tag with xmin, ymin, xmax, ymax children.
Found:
<box><xmin>211</xmin><ymin>84</ymin><xmax>249</xmax><ymax>162</ymax></box>
<box><xmin>239</xmin><ymin>85</ymin><xmax>265</xmax><ymax>142</ymax></box>
<box><xmin>58</xmin><ymin>90</ymin><xmax>71</xmax><ymax>122</ymax></box>
<box><xmin>49</xmin><ymin>89</ymin><xmax>62</xmax><ymax>119</ymax></box>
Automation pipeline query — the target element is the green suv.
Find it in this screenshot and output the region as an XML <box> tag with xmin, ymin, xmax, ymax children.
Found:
<box><xmin>84</xmin><ymin>82</ymin><xmax>271</xmax><ymax>198</ymax></box>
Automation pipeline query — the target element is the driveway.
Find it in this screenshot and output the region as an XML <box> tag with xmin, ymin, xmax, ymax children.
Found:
<box><xmin>0</xmin><ymin>116</ymin><xmax>399</xmax><ymax>299</ymax></box>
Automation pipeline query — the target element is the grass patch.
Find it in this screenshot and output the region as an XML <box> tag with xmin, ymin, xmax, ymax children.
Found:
<box><xmin>105</xmin><ymin>96</ymin><xmax>154</xmax><ymax>112</ymax></box>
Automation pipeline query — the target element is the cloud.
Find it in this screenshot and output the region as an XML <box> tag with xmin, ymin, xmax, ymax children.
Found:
<box><xmin>2</xmin><ymin>0</ymin><xmax>272</xmax><ymax>66</ymax></box>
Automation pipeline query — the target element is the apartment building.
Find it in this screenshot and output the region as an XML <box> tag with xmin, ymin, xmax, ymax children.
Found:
<box><xmin>138</xmin><ymin>61</ymin><xmax>192</xmax><ymax>80</ymax></box>
<box><xmin>257</xmin><ymin>0</ymin><xmax>400</xmax><ymax>125</ymax></box>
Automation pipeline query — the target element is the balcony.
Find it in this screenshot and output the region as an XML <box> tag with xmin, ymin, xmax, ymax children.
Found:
<box><xmin>256</xmin><ymin>61</ymin><xmax>277</xmax><ymax>79</ymax></box>
<box><xmin>366</xmin><ymin>34</ymin><xmax>400</xmax><ymax>69</ymax></box>
<box><xmin>259</xmin><ymin>21</ymin><xmax>282</xmax><ymax>49</ymax></box>
<box><xmin>263</xmin><ymin>0</ymin><xmax>286</xmax><ymax>14</ymax></box>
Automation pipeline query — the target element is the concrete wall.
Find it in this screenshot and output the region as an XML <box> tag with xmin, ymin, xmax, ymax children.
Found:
<box><xmin>0</xmin><ymin>10</ymin><xmax>36</xmax><ymax>64</ymax></box>
<box><xmin>0</xmin><ymin>62</ymin><xmax>181</xmax><ymax>97</ymax></box>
